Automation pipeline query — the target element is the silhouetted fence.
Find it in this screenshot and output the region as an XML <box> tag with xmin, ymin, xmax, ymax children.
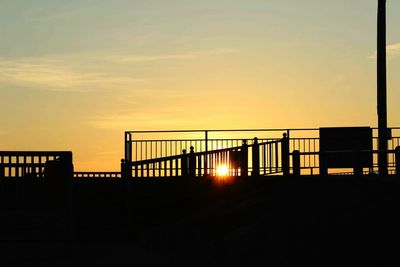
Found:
<box><xmin>124</xmin><ymin>137</ymin><xmax>287</xmax><ymax>178</ymax></box>
<box><xmin>124</xmin><ymin>129</ymin><xmax>293</xmax><ymax>162</ymax></box>
<box><xmin>0</xmin><ymin>151</ymin><xmax>74</xmax><ymax>241</ymax></box>
<box><xmin>0</xmin><ymin>151</ymin><xmax>73</xmax><ymax>178</ymax></box>
<box><xmin>292</xmin><ymin>148</ymin><xmax>400</xmax><ymax>176</ymax></box>
<box><xmin>125</xmin><ymin>128</ymin><xmax>400</xmax><ymax>176</ymax></box>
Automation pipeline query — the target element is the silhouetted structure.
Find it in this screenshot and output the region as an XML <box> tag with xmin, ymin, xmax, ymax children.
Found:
<box><xmin>124</xmin><ymin>128</ymin><xmax>400</xmax><ymax>177</ymax></box>
<box><xmin>377</xmin><ymin>0</ymin><xmax>388</xmax><ymax>175</ymax></box>
<box><xmin>319</xmin><ymin>127</ymin><xmax>373</xmax><ymax>175</ymax></box>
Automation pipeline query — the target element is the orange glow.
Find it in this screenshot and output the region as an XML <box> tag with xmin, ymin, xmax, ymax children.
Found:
<box><xmin>216</xmin><ymin>165</ymin><xmax>229</xmax><ymax>177</ymax></box>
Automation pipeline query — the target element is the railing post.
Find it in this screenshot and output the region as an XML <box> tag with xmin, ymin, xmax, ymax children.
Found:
<box><xmin>58</xmin><ymin>152</ymin><xmax>75</xmax><ymax>242</ymax></box>
<box><xmin>181</xmin><ymin>149</ymin><xmax>188</xmax><ymax>177</ymax></box>
<box><xmin>0</xmin><ymin>164</ymin><xmax>4</xmax><ymax>178</ymax></box>
<box><xmin>189</xmin><ymin>146</ymin><xmax>196</xmax><ymax>178</ymax></box>
<box><xmin>125</xmin><ymin>132</ymin><xmax>132</xmax><ymax>163</ymax></box>
<box><xmin>292</xmin><ymin>150</ymin><xmax>300</xmax><ymax>176</ymax></box>
<box><xmin>122</xmin><ymin>158</ymin><xmax>134</xmax><ymax>239</ymax></box>
<box><xmin>241</xmin><ymin>140</ymin><xmax>248</xmax><ymax>177</ymax></box>
<box><xmin>204</xmin><ymin>130</ymin><xmax>208</xmax><ymax>176</ymax></box>
<box><xmin>319</xmin><ymin>150</ymin><xmax>328</xmax><ymax>176</ymax></box>
<box><xmin>252</xmin><ymin>138</ymin><xmax>260</xmax><ymax>176</ymax></box>
<box><xmin>395</xmin><ymin>146</ymin><xmax>400</xmax><ymax>177</ymax></box>
<box><xmin>281</xmin><ymin>133</ymin><xmax>290</xmax><ymax>176</ymax></box>
<box><xmin>121</xmin><ymin>159</ymin><xmax>131</xmax><ymax>179</ymax></box>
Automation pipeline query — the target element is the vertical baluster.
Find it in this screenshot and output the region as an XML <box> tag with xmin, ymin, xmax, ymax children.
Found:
<box><xmin>252</xmin><ymin>138</ymin><xmax>260</xmax><ymax>176</ymax></box>
<box><xmin>275</xmin><ymin>142</ymin><xmax>279</xmax><ymax>173</ymax></box>
<box><xmin>22</xmin><ymin>156</ymin><xmax>26</xmax><ymax>177</ymax></box>
<box><xmin>160</xmin><ymin>141</ymin><xmax>163</xmax><ymax>159</ymax></box>
<box><xmin>14</xmin><ymin>156</ymin><xmax>18</xmax><ymax>178</ymax></box>
<box><xmin>209</xmin><ymin>154</ymin><xmax>213</xmax><ymax>176</ymax></box>
<box><xmin>263</xmin><ymin>143</ymin><xmax>267</xmax><ymax>175</ymax></box>
<box><xmin>313</xmin><ymin>139</ymin><xmax>316</xmax><ymax>169</ymax></box>
<box><xmin>241</xmin><ymin>140</ymin><xmax>248</xmax><ymax>177</ymax></box>
<box><xmin>0</xmin><ymin>156</ymin><xmax>3</xmax><ymax>178</ymax></box>
<box><xmin>175</xmin><ymin>158</ymin><xmax>179</xmax><ymax>177</ymax></box>
<box><xmin>198</xmin><ymin>154</ymin><xmax>202</xmax><ymax>176</ymax></box>
<box><xmin>302</xmin><ymin>139</ymin><xmax>305</xmax><ymax>169</ymax></box>
<box><xmin>139</xmin><ymin>142</ymin><xmax>141</xmax><ymax>161</ymax></box>
<box><xmin>134</xmin><ymin>142</ymin><xmax>137</xmax><ymax>162</ymax></box>
<box><xmin>213</xmin><ymin>153</ymin><xmax>216</xmax><ymax>176</ymax></box>
<box><xmin>214</xmin><ymin>153</ymin><xmax>216</xmax><ymax>176</ymax></box>
<box><xmin>151</xmin><ymin>141</ymin><xmax>153</xmax><ymax>160</ymax></box>
<box><xmin>146</xmin><ymin>142</ymin><xmax>149</xmax><ymax>160</ymax></box>
<box><xmin>395</xmin><ymin>146</ymin><xmax>400</xmax><ymax>176</ymax></box>
<box><xmin>269</xmin><ymin>143</ymin><xmax>272</xmax><ymax>174</ymax></box>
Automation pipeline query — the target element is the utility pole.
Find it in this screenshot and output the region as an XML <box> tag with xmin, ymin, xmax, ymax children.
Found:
<box><xmin>377</xmin><ymin>0</ymin><xmax>388</xmax><ymax>175</ymax></box>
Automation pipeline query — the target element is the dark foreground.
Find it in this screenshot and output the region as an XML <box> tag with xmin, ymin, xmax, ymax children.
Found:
<box><xmin>1</xmin><ymin>175</ymin><xmax>400</xmax><ymax>266</ymax></box>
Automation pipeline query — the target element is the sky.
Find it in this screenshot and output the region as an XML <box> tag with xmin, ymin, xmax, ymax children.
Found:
<box><xmin>0</xmin><ymin>0</ymin><xmax>399</xmax><ymax>171</ymax></box>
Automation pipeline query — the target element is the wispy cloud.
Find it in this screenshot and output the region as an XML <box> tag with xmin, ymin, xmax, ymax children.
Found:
<box><xmin>114</xmin><ymin>48</ymin><xmax>237</xmax><ymax>63</ymax></box>
<box><xmin>0</xmin><ymin>48</ymin><xmax>237</xmax><ymax>91</ymax></box>
<box><xmin>0</xmin><ymin>58</ymin><xmax>145</xmax><ymax>92</ymax></box>
<box><xmin>88</xmin><ymin>113</ymin><xmax>194</xmax><ymax>130</ymax></box>
<box><xmin>369</xmin><ymin>43</ymin><xmax>400</xmax><ymax>59</ymax></box>
<box><xmin>387</xmin><ymin>43</ymin><xmax>400</xmax><ymax>57</ymax></box>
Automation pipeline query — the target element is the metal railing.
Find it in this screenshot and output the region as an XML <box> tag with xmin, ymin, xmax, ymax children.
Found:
<box><xmin>291</xmin><ymin>149</ymin><xmax>400</xmax><ymax>175</ymax></box>
<box><xmin>124</xmin><ymin>129</ymin><xmax>292</xmax><ymax>163</ymax></box>
<box><xmin>124</xmin><ymin>138</ymin><xmax>286</xmax><ymax>178</ymax></box>
<box><xmin>0</xmin><ymin>151</ymin><xmax>72</xmax><ymax>178</ymax></box>
<box><xmin>125</xmin><ymin>127</ymin><xmax>400</xmax><ymax>176</ymax></box>
<box><xmin>73</xmin><ymin>172</ymin><xmax>122</xmax><ymax>179</ymax></box>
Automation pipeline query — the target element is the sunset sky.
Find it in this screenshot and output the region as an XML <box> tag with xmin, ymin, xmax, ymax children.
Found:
<box><xmin>1</xmin><ymin>0</ymin><xmax>399</xmax><ymax>171</ymax></box>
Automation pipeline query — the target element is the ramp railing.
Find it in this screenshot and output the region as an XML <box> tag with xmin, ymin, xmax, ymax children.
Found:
<box><xmin>123</xmin><ymin>137</ymin><xmax>288</xmax><ymax>178</ymax></box>
<box><xmin>124</xmin><ymin>127</ymin><xmax>400</xmax><ymax>176</ymax></box>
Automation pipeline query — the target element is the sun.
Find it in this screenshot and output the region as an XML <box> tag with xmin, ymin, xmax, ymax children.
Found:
<box><xmin>216</xmin><ymin>165</ymin><xmax>229</xmax><ymax>177</ymax></box>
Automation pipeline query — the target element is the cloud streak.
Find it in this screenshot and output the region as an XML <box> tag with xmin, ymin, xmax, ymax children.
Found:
<box><xmin>114</xmin><ymin>48</ymin><xmax>237</xmax><ymax>63</ymax></box>
<box><xmin>0</xmin><ymin>58</ymin><xmax>145</xmax><ymax>92</ymax></box>
<box><xmin>369</xmin><ymin>43</ymin><xmax>400</xmax><ymax>59</ymax></box>
<box><xmin>88</xmin><ymin>113</ymin><xmax>194</xmax><ymax>131</ymax></box>
<box><xmin>0</xmin><ymin>48</ymin><xmax>237</xmax><ymax>92</ymax></box>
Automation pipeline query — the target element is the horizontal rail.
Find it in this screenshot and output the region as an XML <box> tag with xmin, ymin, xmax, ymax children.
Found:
<box><xmin>74</xmin><ymin>172</ymin><xmax>122</xmax><ymax>179</ymax></box>
<box><xmin>126</xmin><ymin>127</ymin><xmax>400</xmax><ymax>134</ymax></box>
<box><xmin>0</xmin><ymin>151</ymin><xmax>72</xmax><ymax>156</ymax></box>
<box><xmin>292</xmin><ymin>149</ymin><xmax>397</xmax><ymax>156</ymax></box>
<box><xmin>126</xmin><ymin>128</ymin><xmax>312</xmax><ymax>134</ymax></box>
<box><xmin>191</xmin><ymin>141</ymin><xmax>279</xmax><ymax>157</ymax></box>
<box><xmin>131</xmin><ymin>154</ymin><xmax>183</xmax><ymax>166</ymax></box>
<box><xmin>129</xmin><ymin>138</ymin><xmax>279</xmax><ymax>142</ymax></box>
